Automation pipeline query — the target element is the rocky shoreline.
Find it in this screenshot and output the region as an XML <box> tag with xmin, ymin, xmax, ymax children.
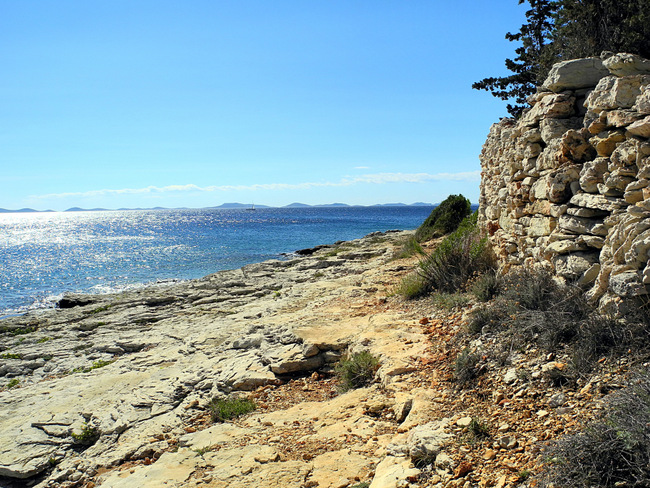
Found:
<box><xmin>0</xmin><ymin>230</ymin><xmax>437</xmax><ymax>487</ymax></box>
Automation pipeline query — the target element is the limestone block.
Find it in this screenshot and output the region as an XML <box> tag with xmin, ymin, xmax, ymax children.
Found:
<box><xmin>523</xmin><ymin>128</ymin><xmax>543</xmax><ymax>143</ymax></box>
<box><xmin>540</xmin><ymin>117</ymin><xmax>582</xmax><ymax>144</ymax></box>
<box><xmin>639</xmin><ymin>157</ymin><xmax>650</xmax><ymax>179</ymax></box>
<box><xmin>536</xmin><ymin>139</ymin><xmax>563</xmax><ymax>171</ymax></box>
<box><xmin>606</xmin><ymin>109</ymin><xmax>644</xmax><ymax>128</ymax></box>
<box><xmin>527</xmin><ymin>216</ymin><xmax>556</xmax><ymax>237</ymax></box>
<box><xmin>625</xmin><ymin>190</ymin><xmax>645</xmax><ymax>204</ymax></box>
<box><xmin>554</xmin><ymin>252</ymin><xmax>600</xmax><ymax>280</ymax></box>
<box><xmin>609</xmin><ymin>270</ymin><xmax>649</xmax><ymax>297</ymax></box>
<box><xmin>369</xmin><ymin>456</ymin><xmax>420</xmax><ymax>488</ymax></box>
<box><xmin>625</xmin><ymin>229</ymin><xmax>650</xmax><ymax>267</ymax></box>
<box><xmin>559</xmin><ymin>129</ymin><xmax>596</xmax><ymax>163</ymax></box>
<box><xmin>521</xmin><ymin>94</ymin><xmax>576</xmax><ymax>127</ymax></box>
<box><xmin>586</xmin><ymin>75</ymin><xmax>650</xmax><ymax>112</ymax></box>
<box><xmin>578</xmin><ymin>235</ymin><xmax>605</xmax><ymax>249</ymax></box>
<box><xmin>644</xmin><ymin>264</ymin><xmax>650</xmax><ymax>284</ymax></box>
<box><xmin>633</xmin><ymin>85</ymin><xmax>650</xmax><ymax>114</ymax></box>
<box><xmin>545</xmin><ymin>239</ymin><xmax>584</xmax><ymax>255</ymax></box>
<box><xmin>603</xmin><ymin>171</ymin><xmax>635</xmax><ymax>192</ymax></box>
<box><xmin>610</xmin><ymin>139</ymin><xmax>646</xmax><ymax>170</ymax></box>
<box><xmin>577</xmin><ymin>263</ymin><xmax>601</xmax><ymax>287</ymax></box>
<box><xmin>548</xmin><ymin>165</ymin><xmax>581</xmax><ymax>203</ymax></box>
<box><xmin>627</xmin><ymin>116</ymin><xmax>650</xmax><ymax>138</ymax></box>
<box><xmin>603</xmin><ymin>53</ymin><xmax>650</xmax><ymax>77</ymax></box>
<box><xmin>543</xmin><ymin>57</ymin><xmax>608</xmax><ymax>92</ymax></box>
<box><xmin>407</xmin><ymin>421</ymin><xmax>451</xmax><ymax>463</ymax></box>
<box><xmin>559</xmin><ymin>214</ymin><xmax>607</xmax><ymax>235</ymax></box>
<box><xmin>570</xmin><ymin>193</ymin><xmax>623</xmax><ymax>211</ymax></box>
<box><xmin>590</xmin><ymin>130</ymin><xmax>626</xmax><ymax>157</ymax></box>
<box><xmin>550</xmin><ymin>204</ymin><xmax>568</xmax><ymax>217</ymax></box>
<box><xmin>567</xmin><ymin>207</ymin><xmax>609</xmax><ymax>218</ymax></box>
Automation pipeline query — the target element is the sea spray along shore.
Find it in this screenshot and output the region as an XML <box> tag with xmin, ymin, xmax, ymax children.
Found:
<box><xmin>0</xmin><ymin>230</ymin><xmax>431</xmax><ymax>486</ymax></box>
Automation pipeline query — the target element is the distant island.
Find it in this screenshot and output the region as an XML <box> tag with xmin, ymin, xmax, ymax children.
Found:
<box><xmin>0</xmin><ymin>202</ymin><xmax>438</xmax><ymax>213</ymax></box>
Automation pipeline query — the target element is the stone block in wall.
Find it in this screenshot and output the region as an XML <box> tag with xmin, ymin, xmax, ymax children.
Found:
<box><xmin>567</xmin><ymin>207</ymin><xmax>609</xmax><ymax>218</ymax></box>
<box><xmin>559</xmin><ymin>214</ymin><xmax>607</xmax><ymax>235</ymax></box>
<box><xmin>579</xmin><ymin>157</ymin><xmax>609</xmax><ymax>192</ymax></box>
<box><xmin>537</xmin><ymin>139</ymin><xmax>563</xmax><ymax>170</ymax></box>
<box><xmin>638</xmin><ymin>157</ymin><xmax>650</xmax><ymax>179</ymax></box>
<box><xmin>554</xmin><ymin>252</ymin><xmax>600</xmax><ymax>281</ymax></box>
<box><xmin>540</xmin><ymin>117</ymin><xmax>583</xmax><ymax>144</ymax></box>
<box><xmin>570</xmin><ymin>193</ymin><xmax>624</xmax><ymax>212</ymax></box>
<box><xmin>606</xmin><ymin>109</ymin><xmax>644</xmax><ymax>128</ymax></box>
<box><xmin>633</xmin><ymin>85</ymin><xmax>650</xmax><ymax>114</ymax></box>
<box><xmin>625</xmin><ymin>230</ymin><xmax>650</xmax><ymax>271</ymax></box>
<box><xmin>609</xmin><ymin>270</ymin><xmax>649</xmax><ymax>297</ymax></box>
<box><xmin>603</xmin><ymin>53</ymin><xmax>650</xmax><ymax>77</ymax></box>
<box><xmin>603</xmin><ymin>170</ymin><xmax>636</xmax><ymax>194</ymax></box>
<box><xmin>548</xmin><ymin>165</ymin><xmax>581</xmax><ymax>203</ymax></box>
<box><xmin>586</xmin><ymin>75</ymin><xmax>650</xmax><ymax>113</ymax></box>
<box><xmin>545</xmin><ymin>239</ymin><xmax>586</xmax><ymax>256</ymax></box>
<box><xmin>527</xmin><ymin>216</ymin><xmax>556</xmax><ymax>237</ymax></box>
<box><xmin>590</xmin><ymin>130</ymin><xmax>626</xmax><ymax>157</ymax></box>
<box><xmin>560</xmin><ymin>129</ymin><xmax>596</xmax><ymax>163</ymax></box>
<box><xmin>627</xmin><ymin>116</ymin><xmax>650</xmax><ymax>138</ymax></box>
<box><xmin>610</xmin><ymin>139</ymin><xmax>648</xmax><ymax>170</ymax></box>
<box><xmin>521</xmin><ymin>94</ymin><xmax>576</xmax><ymax>127</ymax></box>
<box><xmin>578</xmin><ymin>235</ymin><xmax>605</xmax><ymax>249</ymax></box>
<box><xmin>543</xmin><ymin>57</ymin><xmax>608</xmax><ymax>92</ymax></box>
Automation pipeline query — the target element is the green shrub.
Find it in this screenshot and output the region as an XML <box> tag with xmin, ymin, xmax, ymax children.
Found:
<box><xmin>418</xmin><ymin>212</ymin><xmax>495</xmax><ymax>294</ymax></box>
<box><xmin>454</xmin><ymin>347</ymin><xmax>482</xmax><ymax>386</ymax></box>
<box><xmin>394</xmin><ymin>272</ymin><xmax>428</xmax><ymax>299</ymax></box>
<box><xmin>470</xmin><ymin>270</ymin><xmax>502</xmax><ymax>302</ymax></box>
<box><xmin>5</xmin><ymin>378</ymin><xmax>20</xmax><ymax>389</ymax></box>
<box><xmin>395</xmin><ymin>235</ymin><xmax>425</xmax><ymax>259</ymax></box>
<box><xmin>466</xmin><ymin>267</ymin><xmax>644</xmax><ymax>374</ymax></box>
<box><xmin>208</xmin><ymin>397</ymin><xmax>256</xmax><ymax>423</ymax></box>
<box><xmin>1</xmin><ymin>353</ymin><xmax>22</xmax><ymax>360</ymax></box>
<box><xmin>541</xmin><ymin>371</ymin><xmax>650</xmax><ymax>487</ymax></box>
<box><xmin>335</xmin><ymin>351</ymin><xmax>380</xmax><ymax>392</ymax></box>
<box><xmin>414</xmin><ymin>194</ymin><xmax>472</xmax><ymax>242</ymax></box>
<box><xmin>71</xmin><ymin>423</ymin><xmax>99</xmax><ymax>446</ymax></box>
<box><xmin>432</xmin><ymin>292</ymin><xmax>471</xmax><ymax>311</ymax></box>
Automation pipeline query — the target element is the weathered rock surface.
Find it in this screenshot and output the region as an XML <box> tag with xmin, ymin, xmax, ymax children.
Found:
<box><xmin>479</xmin><ymin>53</ymin><xmax>650</xmax><ymax>310</ymax></box>
<box><xmin>0</xmin><ymin>230</ymin><xmax>435</xmax><ymax>488</ymax></box>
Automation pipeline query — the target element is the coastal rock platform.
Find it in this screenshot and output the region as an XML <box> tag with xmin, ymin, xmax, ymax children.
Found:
<box><xmin>0</xmin><ymin>231</ymin><xmax>434</xmax><ymax>487</ymax></box>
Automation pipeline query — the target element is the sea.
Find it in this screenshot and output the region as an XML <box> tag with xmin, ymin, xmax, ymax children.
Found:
<box><xmin>0</xmin><ymin>206</ymin><xmax>434</xmax><ymax>318</ymax></box>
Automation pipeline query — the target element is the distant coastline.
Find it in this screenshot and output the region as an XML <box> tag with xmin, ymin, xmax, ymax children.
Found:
<box><xmin>0</xmin><ymin>202</ymin><xmax>437</xmax><ymax>214</ymax></box>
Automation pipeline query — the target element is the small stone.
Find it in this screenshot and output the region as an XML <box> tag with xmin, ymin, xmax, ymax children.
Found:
<box><xmin>456</xmin><ymin>417</ymin><xmax>473</xmax><ymax>428</ymax></box>
<box><xmin>483</xmin><ymin>449</ymin><xmax>497</xmax><ymax>461</ymax></box>
<box><xmin>453</xmin><ymin>461</ymin><xmax>473</xmax><ymax>479</ymax></box>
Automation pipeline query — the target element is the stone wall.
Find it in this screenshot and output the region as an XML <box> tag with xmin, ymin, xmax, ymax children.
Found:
<box><xmin>478</xmin><ymin>53</ymin><xmax>650</xmax><ymax>313</ymax></box>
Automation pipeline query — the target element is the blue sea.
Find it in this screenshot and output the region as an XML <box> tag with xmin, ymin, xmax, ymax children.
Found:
<box><xmin>0</xmin><ymin>206</ymin><xmax>433</xmax><ymax>317</ymax></box>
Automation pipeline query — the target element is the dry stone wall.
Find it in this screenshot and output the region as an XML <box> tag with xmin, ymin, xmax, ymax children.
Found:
<box><xmin>478</xmin><ymin>53</ymin><xmax>650</xmax><ymax>313</ymax></box>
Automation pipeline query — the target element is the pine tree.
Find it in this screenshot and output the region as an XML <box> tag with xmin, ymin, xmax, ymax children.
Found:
<box><xmin>472</xmin><ymin>0</ymin><xmax>558</xmax><ymax>118</ymax></box>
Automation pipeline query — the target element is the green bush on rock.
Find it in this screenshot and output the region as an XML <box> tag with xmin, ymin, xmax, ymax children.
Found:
<box><xmin>335</xmin><ymin>351</ymin><xmax>380</xmax><ymax>392</ymax></box>
<box><xmin>417</xmin><ymin>212</ymin><xmax>495</xmax><ymax>295</ymax></box>
<box><xmin>208</xmin><ymin>397</ymin><xmax>256</xmax><ymax>423</ymax></box>
<box><xmin>414</xmin><ymin>194</ymin><xmax>471</xmax><ymax>242</ymax></box>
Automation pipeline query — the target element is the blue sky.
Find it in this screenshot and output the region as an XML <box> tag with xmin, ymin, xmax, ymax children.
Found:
<box><xmin>1</xmin><ymin>1</ymin><xmax>526</xmax><ymax>210</ymax></box>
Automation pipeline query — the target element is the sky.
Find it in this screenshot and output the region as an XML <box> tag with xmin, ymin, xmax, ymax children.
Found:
<box><xmin>1</xmin><ymin>1</ymin><xmax>528</xmax><ymax>211</ymax></box>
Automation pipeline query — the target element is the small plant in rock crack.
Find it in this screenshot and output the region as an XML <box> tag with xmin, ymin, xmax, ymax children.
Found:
<box><xmin>208</xmin><ymin>397</ymin><xmax>256</xmax><ymax>423</ymax></box>
<box><xmin>71</xmin><ymin>423</ymin><xmax>99</xmax><ymax>446</ymax></box>
<box><xmin>335</xmin><ymin>351</ymin><xmax>380</xmax><ymax>392</ymax></box>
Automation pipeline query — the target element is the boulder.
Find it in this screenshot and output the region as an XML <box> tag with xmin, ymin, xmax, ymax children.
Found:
<box><xmin>627</xmin><ymin>116</ymin><xmax>650</xmax><ymax>138</ymax></box>
<box><xmin>603</xmin><ymin>53</ymin><xmax>650</xmax><ymax>77</ymax></box>
<box><xmin>543</xmin><ymin>57</ymin><xmax>608</xmax><ymax>92</ymax></box>
<box><xmin>586</xmin><ymin>75</ymin><xmax>650</xmax><ymax>113</ymax></box>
